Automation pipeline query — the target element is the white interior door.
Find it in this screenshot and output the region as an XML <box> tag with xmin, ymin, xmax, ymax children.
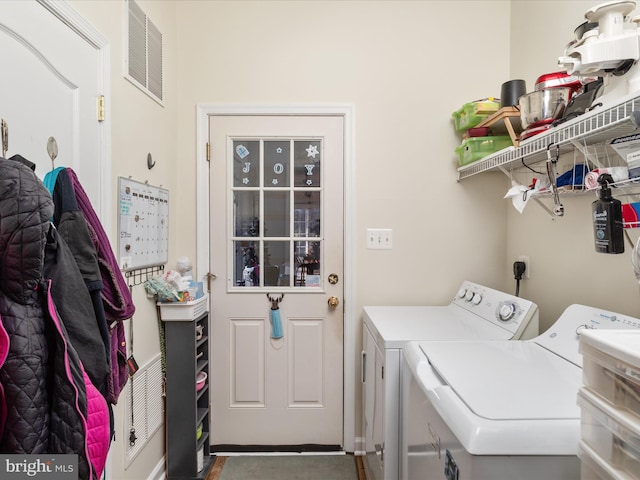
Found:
<box><xmin>209</xmin><ymin>115</ymin><xmax>344</xmax><ymax>448</ymax></box>
<box><xmin>0</xmin><ymin>0</ymin><xmax>108</xmax><ymax>217</ymax></box>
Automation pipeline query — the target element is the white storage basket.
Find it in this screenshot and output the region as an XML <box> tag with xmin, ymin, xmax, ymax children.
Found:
<box><xmin>158</xmin><ymin>294</ymin><xmax>208</xmax><ymax>321</ymax></box>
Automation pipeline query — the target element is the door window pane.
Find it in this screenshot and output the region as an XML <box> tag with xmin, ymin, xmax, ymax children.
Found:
<box><xmin>234</xmin><ymin>191</ymin><xmax>260</xmax><ymax>237</ymax></box>
<box><xmin>294</xmin><ymin>140</ymin><xmax>321</xmax><ymax>187</ymax></box>
<box><xmin>264</xmin><ymin>191</ymin><xmax>290</xmax><ymax>237</ymax></box>
<box><xmin>265</xmin><ymin>141</ymin><xmax>290</xmax><ymax>188</ymax></box>
<box><xmin>264</xmin><ymin>240</ymin><xmax>289</xmax><ymax>286</ymax></box>
<box><xmin>234</xmin><ymin>240</ymin><xmax>260</xmax><ymax>287</ymax></box>
<box><xmin>294</xmin><ymin>241</ymin><xmax>320</xmax><ymax>287</ymax></box>
<box><xmin>294</xmin><ymin>191</ymin><xmax>320</xmax><ymax>237</ymax></box>
<box><xmin>233</xmin><ymin>140</ymin><xmax>260</xmax><ymax>187</ymax></box>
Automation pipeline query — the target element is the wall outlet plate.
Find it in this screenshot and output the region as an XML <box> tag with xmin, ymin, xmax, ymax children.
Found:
<box><xmin>518</xmin><ymin>255</ymin><xmax>530</xmax><ymax>279</ymax></box>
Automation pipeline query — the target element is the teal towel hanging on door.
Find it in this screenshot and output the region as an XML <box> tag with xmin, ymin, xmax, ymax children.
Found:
<box><xmin>270</xmin><ymin>307</ymin><xmax>283</xmax><ymax>339</ymax></box>
<box><xmin>267</xmin><ymin>294</ymin><xmax>284</xmax><ymax>339</ymax></box>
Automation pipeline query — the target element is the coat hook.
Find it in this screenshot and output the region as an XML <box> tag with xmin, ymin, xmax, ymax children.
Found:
<box><xmin>47</xmin><ymin>136</ymin><xmax>58</xmax><ymax>170</ymax></box>
<box><xmin>1</xmin><ymin>119</ymin><xmax>8</xmax><ymax>157</ymax></box>
<box><xmin>147</xmin><ymin>152</ymin><xmax>155</xmax><ymax>169</ymax></box>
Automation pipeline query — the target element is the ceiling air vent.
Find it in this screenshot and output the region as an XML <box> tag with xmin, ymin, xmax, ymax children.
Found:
<box><xmin>126</xmin><ymin>0</ymin><xmax>163</xmax><ymax>104</ymax></box>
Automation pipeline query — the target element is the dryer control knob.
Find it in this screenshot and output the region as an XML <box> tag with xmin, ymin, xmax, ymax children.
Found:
<box><xmin>471</xmin><ymin>293</ymin><xmax>482</xmax><ymax>305</ymax></box>
<box><xmin>498</xmin><ymin>302</ymin><xmax>517</xmax><ymax>322</ymax></box>
<box><xmin>464</xmin><ymin>290</ymin><xmax>475</xmax><ymax>302</ymax></box>
<box><xmin>458</xmin><ymin>288</ymin><xmax>467</xmax><ymax>299</ymax></box>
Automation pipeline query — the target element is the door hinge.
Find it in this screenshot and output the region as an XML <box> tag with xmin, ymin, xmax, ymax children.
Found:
<box><xmin>206</xmin><ymin>142</ymin><xmax>210</xmax><ymax>162</ymax></box>
<box><xmin>97</xmin><ymin>95</ymin><xmax>105</xmax><ymax>122</ymax></box>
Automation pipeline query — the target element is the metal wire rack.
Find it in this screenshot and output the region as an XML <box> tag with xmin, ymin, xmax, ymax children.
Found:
<box><xmin>457</xmin><ymin>92</ymin><xmax>640</xmax><ymax>181</ymax></box>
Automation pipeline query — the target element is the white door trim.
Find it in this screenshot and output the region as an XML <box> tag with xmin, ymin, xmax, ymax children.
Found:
<box><xmin>195</xmin><ymin>104</ymin><xmax>356</xmax><ymax>451</ymax></box>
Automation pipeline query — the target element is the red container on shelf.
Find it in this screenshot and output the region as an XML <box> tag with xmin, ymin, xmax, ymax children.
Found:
<box><xmin>466</xmin><ymin>126</ymin><xmax>491</xmax><ymax>137</ymax></box>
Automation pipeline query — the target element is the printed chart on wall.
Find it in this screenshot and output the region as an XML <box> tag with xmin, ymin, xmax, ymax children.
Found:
<box><xmin>118</xmin><ymin>177</ymin><xmax>169</xmax><ymax>271</ymax></box>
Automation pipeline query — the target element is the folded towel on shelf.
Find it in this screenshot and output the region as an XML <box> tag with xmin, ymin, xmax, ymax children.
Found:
<box><xmin>622</xmin><ymin>202</ymin><xmax>640</xmax><ymax>228</ymax></box>
<box><xmin>584</xmin><ymin>167</ymin><xmax>629</xmax><ymax>189</ymax></box>
<box><xmin>556</xmin><ymin>164</ymin><xmax>588</xmax><ymax>188</ymax></box>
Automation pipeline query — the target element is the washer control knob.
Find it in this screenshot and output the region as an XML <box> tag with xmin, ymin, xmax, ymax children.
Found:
<box><xmin>458</xmin><ymin>288</ymin><xmax>467</xmax><ymax>299</ymax></box>
<box><xmin>464</xmin><ymin>290</ymin><xmax>475</xmax><ymax>302</ymax></box>
<box><xmin>471</xmin><ymin>293</ymin><xmax>482</xmax><ymax>305</ymax></box>
<box><xmin>498</xmin><ymin>302</ymin><xmax>517</xmax><ymax>322</ymax></box>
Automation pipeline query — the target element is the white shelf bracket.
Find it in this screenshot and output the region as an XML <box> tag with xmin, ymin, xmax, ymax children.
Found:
<box><xmin>570</xmin><ymin>138</ymin><xmax>600</xmax><ymax>167</ymax></box>
<box><xmin>532</xmin><ymin>196</ymin><xmax>557</xmax><ymax>219</ymax></box>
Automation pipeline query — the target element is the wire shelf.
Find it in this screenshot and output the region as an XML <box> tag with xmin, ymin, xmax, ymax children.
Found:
<box><xmin>457</xmin><ymin>93</ymin><xmax>640</xmax><ymax>181</ymax></box>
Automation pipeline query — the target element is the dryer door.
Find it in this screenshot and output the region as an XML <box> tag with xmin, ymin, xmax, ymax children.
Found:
<box><xmin>362</xmin><ymin>324</ymin><xmax>385</xmax><ymax>480</ymax></box>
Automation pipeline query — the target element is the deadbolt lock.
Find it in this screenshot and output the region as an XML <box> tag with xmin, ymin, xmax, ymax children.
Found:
<box><xmin>328</xmin><ymin>273</ymin><xmax>339</xmax><ymax>285</ymax></box>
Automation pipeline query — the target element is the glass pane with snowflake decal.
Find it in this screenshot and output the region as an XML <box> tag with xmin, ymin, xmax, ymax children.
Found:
<box><xmin>294</xmin><ymin>140</ymin><xmax>321</xmax><ymax>187</ymax></box>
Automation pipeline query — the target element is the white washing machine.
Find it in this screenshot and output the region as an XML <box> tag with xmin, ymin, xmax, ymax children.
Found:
<box><xmin>402</xmin><ymin>304</ymin><xmax>640</xmax><ymax>480</ymax></box>
<box><xmin>362</xmin><ymin>280</ymin><xmax>539</xmax><ymax>480</ymax></box>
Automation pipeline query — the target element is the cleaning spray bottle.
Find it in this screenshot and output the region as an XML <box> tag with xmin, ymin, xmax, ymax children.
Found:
<box><xmin>592</xmin><ymin>174</ymin><xmax>624</xmax><ymax>254</ymax></box>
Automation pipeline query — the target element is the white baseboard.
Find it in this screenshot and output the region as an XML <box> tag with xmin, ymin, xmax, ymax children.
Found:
<box><xmin>147</xmin><ymin>458</ymin><xmax>165</xmax><ymax>480</ymax></box>
<box><xmin>354</xmin><ymin>436</ymin><xmax>365</xmax><ymax>456</ymax></box>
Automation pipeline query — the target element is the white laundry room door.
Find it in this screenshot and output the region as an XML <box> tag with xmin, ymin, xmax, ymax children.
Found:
<box><xmin>209</xmin><ymin>115</ymin><xmax>344</xmax><ymax>448</ymax></box>
<box><xmin>0</xmin><ymin>0</ymin><xmax>108</xmax><ymax>216</ymax></box>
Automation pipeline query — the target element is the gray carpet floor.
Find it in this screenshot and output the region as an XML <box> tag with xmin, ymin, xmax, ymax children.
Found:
<box><xmin>219</xmin><ymin>455</ymin><xmax>359</xmax><ymax>480</ymax></box>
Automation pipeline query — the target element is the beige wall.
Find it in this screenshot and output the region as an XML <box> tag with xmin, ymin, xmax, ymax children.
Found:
<box><xmin>174</xmin><ymin>0</ymin><xmax>511</xmax><ymax>304</ymax></box>
<box><xmin>509</xmin><ymin>0</ymin><xmax>640</xmax><ymax>332</ymax></box>
<box><xmin>42</xmin><ymin>1</ymin><xmax>640</xmax><ymax>479</ymax></box>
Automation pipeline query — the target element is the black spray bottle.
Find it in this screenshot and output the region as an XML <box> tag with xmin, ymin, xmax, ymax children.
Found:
<box><xmin>592</xmin><ymin>174</ymin><xmax>624</xmax><ymax>254</ymax></box>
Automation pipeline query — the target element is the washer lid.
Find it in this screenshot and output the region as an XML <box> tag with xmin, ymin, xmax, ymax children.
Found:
<box><xmin>363</xmin><ymin>306</ymin><xmax>514</xmax><ymax>349</ymax></box>
<box><xmin>418</xmin><ymin>340</ymin><xmax>582</xmax><ymax>420</ymax></box>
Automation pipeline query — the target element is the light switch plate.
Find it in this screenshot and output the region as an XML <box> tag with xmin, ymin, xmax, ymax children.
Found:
<box><xmin>367</xmin><ymin>228</ymin><xmax>393</xmax><ymax>249</ymax></box>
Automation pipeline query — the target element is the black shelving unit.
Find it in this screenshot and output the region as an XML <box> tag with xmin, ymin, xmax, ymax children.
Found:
<box><xmin>161</xmin><ymin>296</ymin><xmax>215</xmax><ymax>479</ymax></box>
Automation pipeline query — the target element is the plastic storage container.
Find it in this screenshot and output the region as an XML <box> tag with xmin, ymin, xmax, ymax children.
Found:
<box><xmin>452</xmin><ymin>99</ymin><xmax>500</xmax><ymax>132</ymax></box>
<box><xmin>578</xmin><ymin>441</ymin><xmax>632</xmax><ymax>480</ymax></box>
<box><xmin>197</xmin><ymin>446</ymin><xmax>204</xmax><ymax>472</ymax></box>
<box><xmin>580</xmin><ymin>329</ymin><xmax>640</xmax><ymax>418</ymax></box>
<box><xmin>455</xmin><ymin>135</ymin><xmax>513</xmax><ymax>166</ymax></box>
<box><xmin>578</xmin><ymin>388</ymin><xmax>640</xmax><ymax>480</ymax></box>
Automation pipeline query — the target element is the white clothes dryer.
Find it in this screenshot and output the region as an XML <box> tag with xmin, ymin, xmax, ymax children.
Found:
<box><xmin>402</xmin><ymin>304</ymin><xmax>640</xmax><ymax>480</ymax></box>
<box><xmin>362</xmin><ymin>280</ymin><xmax>539</xmax><ymax>480</ymax></box>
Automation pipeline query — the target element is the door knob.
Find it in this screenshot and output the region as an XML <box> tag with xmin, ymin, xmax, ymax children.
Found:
<box><xmin>328</xmin><ymin>296</ymin><xmax>340</xmax><ymax>308</ymax></box>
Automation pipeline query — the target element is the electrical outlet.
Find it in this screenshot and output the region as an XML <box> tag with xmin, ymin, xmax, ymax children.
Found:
<box><xmin>518</xmin><ymin>255</ymin><xmax>530</xmax><ymax>279</ymax></box>
<box><xmin>367</xmin><ymin>228</ymin><xmax>393</xmax><ymax>249</ymax></box>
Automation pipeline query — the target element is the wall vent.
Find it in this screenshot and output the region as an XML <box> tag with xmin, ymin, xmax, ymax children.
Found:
<box><xmin>125</xmin><ymin>0</ymin><xmax>163</xmax><ymax>104</ymax></box>
<box><xmin>124</xmin><ymin>354</ymin><xmax>164</xmax><ymax>468</ymax></box>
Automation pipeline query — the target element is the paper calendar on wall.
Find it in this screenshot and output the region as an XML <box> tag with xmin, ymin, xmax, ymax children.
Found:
<box><xmin>118</xmin><ymin>177</ymin><xmax>169</xmax><ymax>271</ymax></box>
